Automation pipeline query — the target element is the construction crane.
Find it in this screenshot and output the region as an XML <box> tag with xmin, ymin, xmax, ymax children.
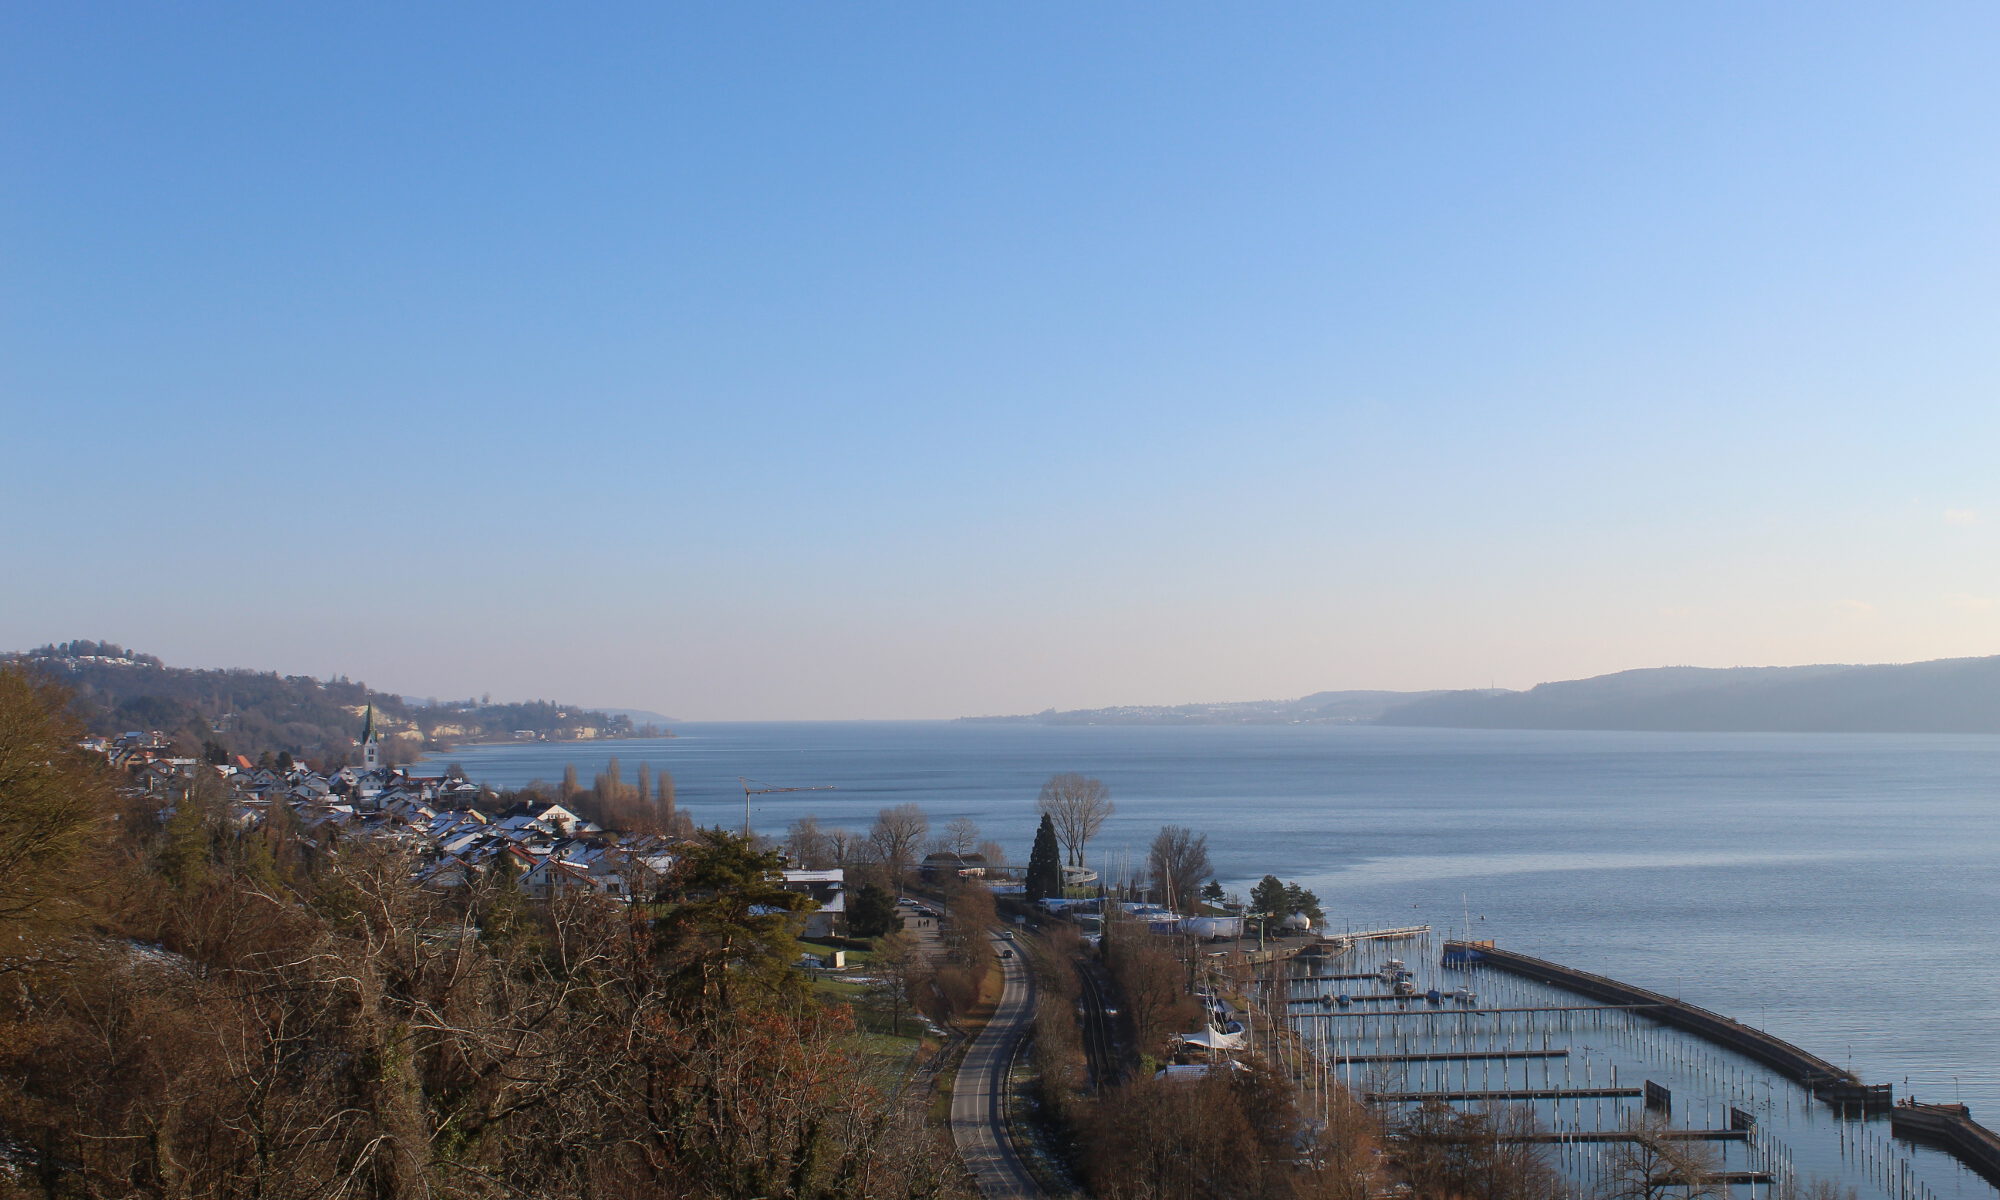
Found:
<box><xmin>737</xmin><ymin>777</ymin><xmax>835</xmax><ymax>837</ymax></box>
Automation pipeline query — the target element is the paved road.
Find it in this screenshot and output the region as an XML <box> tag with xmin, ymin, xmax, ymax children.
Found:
<box><xmin>950</xmin><ymin>934</ymin><xmax>1045</xmax><ymax>1199</ymax></box>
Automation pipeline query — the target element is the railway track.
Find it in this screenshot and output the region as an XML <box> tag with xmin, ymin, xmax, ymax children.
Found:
<box><xmin>1075</xmin><ymin>957</ymin><xmax>1123</xmax><ymax>1089</ymax></box>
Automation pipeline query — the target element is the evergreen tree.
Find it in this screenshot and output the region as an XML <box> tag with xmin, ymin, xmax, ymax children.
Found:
<box><xmin>1283</xmin><ymin>881</ymin><xmax>1324</xmax><ymax>922</ymax></box>
<box><xmin>1026</xmin><ymin>812</ymin><xmax>1062</xmax><ymax>902</ymax></box>
<box><xmin>848</xmin><ymin>882</ymin><xmax>901</xmax><ymax>937</ymax></box>
<box><xmin>1248</xmin><ymin>874</ymin><xmax>1288</xmax><ymax>924</ymax></box>
<box><xmin>652</xmin><ymin>830</ymin><xmax>812</xmax><ymax>1009</ymax></box>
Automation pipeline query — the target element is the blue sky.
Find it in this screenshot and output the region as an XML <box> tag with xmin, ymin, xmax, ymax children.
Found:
<box><xmin>6</xmin><ymin>4</ymin><xmax>1999</xmax><ymax>718</ymax></box>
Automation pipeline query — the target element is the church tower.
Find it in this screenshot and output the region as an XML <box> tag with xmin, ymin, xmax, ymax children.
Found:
<box><xmin>361</xmin><ymin>704</ymin><xmax>381</xmax><ymax>770</ymax></box>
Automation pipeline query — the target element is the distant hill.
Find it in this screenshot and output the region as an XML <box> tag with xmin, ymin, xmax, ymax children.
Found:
<box><xmin>961</xmin><ymin>689</ymin><xmax>1498</xmax><ymax>725</ymax></box>
<box><xmin>5</xmin><ymin>640</ymin><xmax>653</xmax><ymax>765</ymax></box>
<box><xmin>1376</xmin><ymin>656</ymin><xmax>2000</xmax><ymax>733</ymax></box>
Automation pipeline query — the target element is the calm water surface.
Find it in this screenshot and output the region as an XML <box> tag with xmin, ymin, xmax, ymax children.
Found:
<box><xmin>427</xmin><ymin>722</ymin><xmax>2000</xmax><ymax>1117</ymax></box>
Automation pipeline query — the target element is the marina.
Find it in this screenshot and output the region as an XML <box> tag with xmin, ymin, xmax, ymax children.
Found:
<box><xmin>1260</xmin><ymin>928</ymin><xmax>2000</xmax><ymax>1200</ymax></box>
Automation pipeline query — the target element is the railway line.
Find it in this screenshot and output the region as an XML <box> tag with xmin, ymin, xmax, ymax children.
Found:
<box><xmin>1075</xmin><ymin>956</ymin><xmax>1124</xmax><ymax>1089</ymax></box>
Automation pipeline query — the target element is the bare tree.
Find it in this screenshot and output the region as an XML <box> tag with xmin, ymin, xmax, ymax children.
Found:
<box><xmin>1101</xmin><ymin>914</ymin><xmax>1201</xmax><ymax>1060</ymax></box>
<box><xmin>0</xmin><ymin>667</ymin><xmax>112</xmax><ymax>932</ymax></box>
<box><xmin>976</xmin><ymin>839</ymin><xmax>1008</xmax><ymax>869</ymax></box>
<box><xmin>1604</xmin><ymin>1110</ymin><xmax>1726</xmax><ymax>1200</ymax></box>
<box><xmin>1300</xmin><ymin>1085</ymin><xmax>1389</xmax><ymax>1199</ymax></box>
<box><xmin>940</xmin><ymin>815</ymin><xmax>981</xmax><ymax>857</ymax></box>
<box><xmin>655</xmin><ymin>768</ymin><xmax>684</xmax><ymax>834</ymax></box>
<box><xmin>1394</xmin><ymin>1100</ymin><xmax>1561</xmax><ymax>1200</ymax></box>
<box><xmin>824</xmin><ymin>826</ymin><xmax>862</xmax><ymax>866</ymax></box>
<box><xmin>1147</xmin><ymin>824</ymin><xmax>1212</xmax><ymax>911</ymax></box>
<box><xmin>868</xmin><ymin>803</ymin><xmax>929</xmax><ymax>885</ymax></box>
<box><xmin>1036</xmin><ymin>773</ymin><xmax>1113</xmax><ymax>868</ymax></box>
<box><xmin>871</xmin><ymin>929</ymin><xmax>927</xmax><ymax>1036</ymax></box>
<box><xmin>785</xmin><ymin>814</ymin><xmax>831</xmax><ymax>868</ymax></box>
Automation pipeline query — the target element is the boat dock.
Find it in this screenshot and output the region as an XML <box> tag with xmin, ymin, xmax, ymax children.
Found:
<box><xmin>1369</xmin><ymin>1086</ymin><xmax>1642</xmax><ymax>1103</ymax></box>
<box><xmin>1511</xmin><ymin>1128</ymin><xmax>1749</xmax><ymax>1144</ymax></box>
<box><xmin>1291</xmin><ymin>1002</ymin><xmax>1661</xmax><ymax>1018</ymax></box>
<box><xmin>1334</xmin><ymin>1049</ymin><xmax>1568</xmax><ymax>1064</ymax></box>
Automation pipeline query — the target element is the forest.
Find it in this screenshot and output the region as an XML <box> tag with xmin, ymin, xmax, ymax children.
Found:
<box><xmin>0</xmin><ymin>664</ymin><xmax>956</xmax><ymax>1200</ymax></box>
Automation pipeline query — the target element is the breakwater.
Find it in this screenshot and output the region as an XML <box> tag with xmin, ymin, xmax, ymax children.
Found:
<box><xmin>1443</xmin><ymin>940</ymin><xmax>1892</xmax><ymax>1114</ymax></box>
<box><xmin>1891</xmin><ymin>1104</ymin><xmax>2000</xmax><ymax>1189</ymax></box>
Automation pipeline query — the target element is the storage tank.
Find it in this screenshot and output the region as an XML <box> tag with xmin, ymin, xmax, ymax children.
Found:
<box><xmin>1180</xmin><ymin>916</ymin><xmax>1245</xmax><ymax>940</ymax></box>
<box><xmin>1281</xmin><ymin>912</ymin><xmax>1312</xmax><ymax>933</ymax></box>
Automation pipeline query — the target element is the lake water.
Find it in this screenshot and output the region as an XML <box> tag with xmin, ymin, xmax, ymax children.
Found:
<box><xmin>425</xmin><ymin>721</ymin><xmax>2000</xmax><ymax>1123</ymax></box>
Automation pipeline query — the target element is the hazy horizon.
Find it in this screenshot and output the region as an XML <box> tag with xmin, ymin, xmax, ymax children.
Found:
<box><xmin>8</xmin><ymin>4</ymin><xmax>2000</xmax><ymax>719</ymax></box>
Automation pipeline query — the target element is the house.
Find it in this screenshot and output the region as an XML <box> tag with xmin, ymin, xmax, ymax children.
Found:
<box><xmin>416</xmin><ymin>856</ymin><xmax>478</xmax><ymax>889</ymax></box>
<box><xmin>781</xmin><ymin>868</ymin><xmax>847</xmax><ymax>938</ymax></box>
<box><xmin>921</xmin><ymin>851</ymin><xmax>990</xmax><ymax>882</ymax></box>
<box><xmin>530</xmin><ymin>803</ymin><xmax>599</xmax><ymax>834</ymax></box>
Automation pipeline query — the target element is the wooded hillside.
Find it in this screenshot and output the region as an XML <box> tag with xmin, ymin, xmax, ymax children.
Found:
<box><xmin>7</xmin><ymin>641</ymin><xmax>648</xmax><ymax>766</ymax></box>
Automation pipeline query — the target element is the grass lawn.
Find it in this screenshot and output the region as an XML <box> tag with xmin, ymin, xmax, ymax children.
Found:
<box><xmin>800</xmin><ymin>938</ymin><xmax>876</xmax><ymax>965</ymax></box>
<box><xmin>809</xmin><ymin>974</ymin><xmax>925</xmax><ymax>1072</ymax></box>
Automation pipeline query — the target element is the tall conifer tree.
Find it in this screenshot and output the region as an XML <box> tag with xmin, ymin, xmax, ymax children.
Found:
<box><xmin>1026</xmin><ymin>812</ymin><xmax>1062</xmax><ymax>902</ymax></box>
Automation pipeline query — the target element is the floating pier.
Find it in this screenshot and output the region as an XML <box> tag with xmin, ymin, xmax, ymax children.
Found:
<box><xmin>1368</xmin><ymin>1086</ymin><xmax>1642</xmax><ymax>1103</ymax></box>
<box><xmin>1306</xmin><ymin>925</ymin><xmax>1430</xmax><ymax>951</ymax></box>
<box><xmin>1334</xmin><ymin>1049</ymin><xmax>1569</xmax><ymax>1064</ymax></box>
<box><xmin>1293</xmin><ymin>992</ymin><xmax>1455</xmax><ymax>1004</ymax></box>
<box><xmin>1510</xmin><ymin>1129</ymin><xmax>1749</xmax><ymax>1144</ymax></box>
<box><xmin>1292</xmin><ymin>1003</ymin><xmax>1656</xmax><ymax>1019</ymax></box>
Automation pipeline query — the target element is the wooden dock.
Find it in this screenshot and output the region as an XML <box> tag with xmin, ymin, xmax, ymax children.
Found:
<box><xmin>1510</xmin><ymin>1129</ymin><xmax>1748</xmax><ymax>1144</ymax></box>
<box><xmin>1291</xmin><ymin>993</ymin><xmax>1447</xmax><ymax>1004</ymax></box>
<box><xmin>1333</xmin><ymin>925</ymin><xmax>1431</xmax><ymax>942</ymax></box>
<box><xmin>1335</xmin><ymin>1049</ymin><xmax>1568</xmax><ymax>1064</ymax></box>
<box><xmin>1292</xmin><ymin>1003</ymin><xmax>1660</xmax><ymax>1019</ymax></box>
<box><xmin>1368</xmin><ymin>1086</ymin><xmax>1641</xmax><ymax>1103</ymax></box>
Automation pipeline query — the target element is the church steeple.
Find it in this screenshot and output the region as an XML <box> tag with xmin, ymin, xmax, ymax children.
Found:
<box><xmin>361</xmin><ymin>703</ymin><xmax>381</xmax><ymax>769</ymax></box>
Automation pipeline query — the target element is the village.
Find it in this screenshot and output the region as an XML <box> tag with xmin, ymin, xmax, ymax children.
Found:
<box><xmin>84</xmin><ymin>710</ymin><xmax>856</xmax><ymax>941</ymax></box>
